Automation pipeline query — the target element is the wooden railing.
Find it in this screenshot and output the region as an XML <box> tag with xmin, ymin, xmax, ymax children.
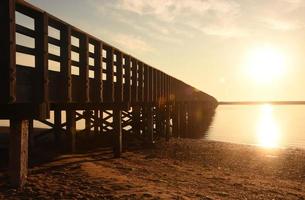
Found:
<box><xmin>0</xmin><ymin>0</ymin><xmax>216</xmax><ymax>115</ymax></box>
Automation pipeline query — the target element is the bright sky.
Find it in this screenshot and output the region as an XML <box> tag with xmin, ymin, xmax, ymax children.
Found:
<box><xmin>27</xmin><ymin>0</ymin><xmax>305</xmax><ymax>101</ymax></box>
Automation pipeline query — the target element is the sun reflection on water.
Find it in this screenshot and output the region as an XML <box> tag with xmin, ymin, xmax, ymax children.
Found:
<box><xmin>256</xmin><ymin>104</ymin><xmax>281</xmax><ymax>148</ymax></box>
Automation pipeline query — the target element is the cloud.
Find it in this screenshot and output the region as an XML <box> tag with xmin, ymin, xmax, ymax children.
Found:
<box><xmin>111</xmin><ymin>0</ymin><xmax>245</xmax><ymax>39</ymax></box>
<box><xmin>109</xmin><ymin>33</ymin><xmax>154</xmax><ymax>53</ymax></box>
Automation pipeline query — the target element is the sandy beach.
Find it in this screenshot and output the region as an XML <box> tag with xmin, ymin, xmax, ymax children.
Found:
<box><xmin>0</xmin><ymin>138</ymin><xmax>305</xmax><ymax>200</ymax></box>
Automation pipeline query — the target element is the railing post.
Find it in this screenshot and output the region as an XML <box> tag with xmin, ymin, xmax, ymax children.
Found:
<box><xmin>96</xmin><ymin>41</ymin><xmax>103</xmax><ymax>102</ymax></box>
<box><xmin>9</xmin><ymin>119</ymin><xmax>29</xmax><ymax>187</ymax></box>
<box><xmin>80</xmin><ymin>34</ymin><xmax>89</xmax><ymax>102</ymax></box>
<box><xmin>105</xmin><ymin>46</ymin><xmax>114</xmax><ymax>102</ymax></box>
<box><xmin>0</xmin><ymin>0</ymin><xmax>16</xmax><ymax>103</ymax></box>
<box><xmin>35</xmin><ymin>11</ymin><xmax>49</xmax><ymax>106</ymax></box>
<box><xmin>123</xmin><ymin>55</ymin><xmax>131</xmax><ymax>102</ymax></box>
<box><xmin>61</xmin><ymin>25</ymin><xmax>72</xmax><ymax>102</ymax></box>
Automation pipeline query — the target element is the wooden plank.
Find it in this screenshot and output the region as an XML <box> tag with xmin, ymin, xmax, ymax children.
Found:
<box><xmin>115</xmin><ymin>51</ymin><xmax>123</xmax><ymax>102</ymax></box>
<box><xmin>9</xmin><ymin>119</ymin><xmax>29</xmax><ymax>188</ymax></box>
<box><xmin>96</xmin><ymin>41</ymin><xmax>103</xmax><ymax>102</ymax></box>
<box><xmin>138</xmin><ymin>62</ymin><xmax>144</xmax><ymax>102</ymax></box>
<box><xmin>0</xmin><ymin>0</ymin><xmax>16</xmax><ymax>103</ymax></box>
<box><xmin>131</xmin><ymin>58</ymin><xmax>138</xmax><ymax>103</ymax></box>
<box><xmin>60</xmin><ymin>25</ymin><xmax>72</xmax><ymax>102</ymax></box>
<box><xmin>16</xmin><ymin>24</ymin><xmax>36</xmax><ymax>38</ymax></box>
<box><xmin>66</xmin><ymin>110</ymin><xmax>76</xmax><ymax>152</ymax></box>
<box><xmin>94</xmin><ymin>109</ymin><xmax>99</xmax><ymax>134</ymax></box>
<box><xmin>104</xmin><ymin>46</ymin><xmax>114</xmax><ymax>102</ymax></box>
<box><xmin>144</xmin><ymin>65</ymin><xmax>150</xmax><ymax>103</ymax></box>
<box><xmin>35</xmin><ymin>12</ymin><xmax>49</xmax><ymax>104</ymax></box>
<box><xmin>16</xmin><ymin>45</ymin><xmax>36</xmax><ymax>55</ymax></box>
<box><xmin>149</xmin><ymin>67</ymin><xmax>154</xmax><ymax>103</ymax></box>
<box><xmin>153</xmin><ymin>69</ymin><xmax>158</xmax><ymax>102</ymax></box>
<box><xmin>48</xmin><ymin>36</ymin><xmax>61</xmax><ymax>46</ymax></box>
<box><xmin>165</xmin><ymin>104</ymin><xmax>171</xmax><ymax>141</ymax></box>
<box><xmin>146</xmin><ymin>106</ymin><xmax>154</xmax><ymax>145</ymax></box>
<box><xmin>113</xmin><ymin>108</ymin><xmax>122</xmax><ymax>157</ymax></box>
<box><xmin>54</xmin><ymin>109</ymin><xmax>61</xmax><ymax>142</ymax></box>
<box><xmin>123</xmin><ymin>55</ymin><xmax>131</xmax><ymax>102</ymax></box>
<box><xmin>79</xmin><ymin>34</ymin><xmax>89</xmax><ymax>102</ymax></box>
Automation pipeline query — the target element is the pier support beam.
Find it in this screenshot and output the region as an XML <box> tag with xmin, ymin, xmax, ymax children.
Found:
<box><xmin>66</xmin><ymin>110</ymin><xmax>76</xmax><ymax>153</ymax></box>
<box><xmin>94</xmin><ymin>109</ymin><xmax>99</xmax><ymax>134</ymax></box>
<box><xmin>132</xmin><ymin>106</ymin><xmax>141</xmax><ymax>136</ymax></box>
<box><xmin>172</xmin><ymin>103</ymin><xmax>180</xmax><ymax>138</ymax></box>
<box><xmin>83</xmin><ymin>110</ymin><xmax>92</xmax><ymax>131</ymax></box>
<box><xmin>180</xmin><ymin>103</ymin><xmax>186</xmax><ymax>138</ymax></box>
<box><xmin>9</xmin><ymin>119</ymin><xmax>29</xmax><ymax>188</ymax></box>
<box><xmin>146</xmin><ymin>106</ymin><xmax>154</xmax><ymax>145</ymax></box>
<box><xmin>165</xmin><ymin>104</ymin><xmax>171</xmax><ymax>141</ymax></box>
<box><xmin>113</xmin><ymin>108</ymin><xmax>122</xmax><ymax>157</ymax></box>
<box><xmin>28</xmin><ymin>120</ymin><xmax>34</xmax><ymax>150</ymax></box>
<box><xmin>54</xmin><ymin>109</ymin><xmax>61</xmax><ymax>143</ymax></box>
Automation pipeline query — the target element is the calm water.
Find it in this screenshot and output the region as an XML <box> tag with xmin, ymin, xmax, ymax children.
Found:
<box><xmin>206</xmin><ymin>104</ymin><xmax>305</xmax><ymax>149</ymax></box>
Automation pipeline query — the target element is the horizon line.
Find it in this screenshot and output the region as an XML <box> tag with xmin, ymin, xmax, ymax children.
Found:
<box><xmin>218</xmin><ymin>101</ymin><xmax>305</xmax><ymax>105</ymax></box>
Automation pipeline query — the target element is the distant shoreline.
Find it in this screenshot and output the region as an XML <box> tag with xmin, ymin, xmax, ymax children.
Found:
<box><xmin>218</xmin><ymin>101</ymin><xmax>305</xmax><ymax>105</ymax></box>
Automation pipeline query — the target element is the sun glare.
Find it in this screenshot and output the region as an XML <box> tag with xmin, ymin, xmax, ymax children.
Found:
<box><xmin>245</xmin><ymin>46</ymin><xmax>286</xmax><ymax>84</ymax></box>
<box><xmin>256</xmin><ymin>104</ymin><xmax>281</xmax><ymax>148</ymax></box>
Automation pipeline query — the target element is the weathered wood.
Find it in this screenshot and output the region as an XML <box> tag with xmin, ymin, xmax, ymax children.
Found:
<box><xmin>35</xmin><ymin>11</ymin><xmax>49</xmax><ymax>104</ymax></box>
<box><xmin>54</xmin><ymin>109</ymin><xmax>61</xmax><ymax>142</ymax></box>
<box><xmin>61</xmin><ymin>25</ymin><xmax>72</xmax><ymax>102</ymax></box>
<box><xmin>96</xmin><ymin>41</ymin><xmax>103</xmax><ymax>102</ymax></box>
<box><xmin>83</xmin><ymin>110</ymin><xmax>92</xmax><ymax>131</ymax></box>
<box><xmin>149</xmin><ymin>67</ymin><xmax>154</xmax><ymax>103</ymax></box>
<box><xmin>9</xmin><ymin>119</ymin><xmax>29</xmax><ymax>187</ymax></box>
<box><xmin>115</xmin><ymin>51</ymin><xmax>123</xmax><ymax>102</ymax></box>
<box><xmin>0</xmin><ymin>0</ymin><xmax>16</xmax><ymax>103</ymax></box>
<box><xmin>131</xmin><ymin>58</ymin><xmax>138</xmax><ymax>103</ymax></box>
<box><xmin>99</xmin><ymin>109</ymin><xmax>103</xmax><ymax>134</ymax></box>
<box><xmin>28</xmin><ymin>119</ymin><xmax>34</xmax><ymax>150</ymax></box>
<box><xmin>94</xmin><ymin>109</ymin><xmax>99</xmax><ymax>134</ymax></box>
<box><xmin>66</xmin><ymin>110</ymin><xmax>76</xmax><ymax>152</ymax></box>
<box><xmin>144</xmin><ymin>64</ymin><xmax>150</xmax><ymax>103</ymax></box>
<box><xmin>105</xmin><ymin>46</ymin><xmax>114</xmax><ymax>102</ymax></box>
<box><xmin>113</xmin><ymin>108</ymin><xmax>122</xmax><ymax>157</ymax></box>
<box><xmin>80</xmin><ymin>34</ymin><xmax>90</xmax><ymax>102</ymax></box>
<box><xmin>138</xmin><ymin>62</ymin><xmax>144</xmax><ymax>102</ymax></box>
<box><xmin>165</xmin><ymin>104</ymin><xmax>171</xmax><ymax>141</ymax></box>
<box><xmin>146</xmin><ymin>106</ymin><xmax>154</xmax><ymax>145</ymax></box>
<box><xmin>123</xmin><ymin>55</ymin><xmax>131</xmax><ymax>102</ymax></box>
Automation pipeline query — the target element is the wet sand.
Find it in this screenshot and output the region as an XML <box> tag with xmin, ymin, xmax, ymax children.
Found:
<box><xmin>0</xmin><ymin>138</ymin><xmax>305</xmax><ymax>199</ymax></box>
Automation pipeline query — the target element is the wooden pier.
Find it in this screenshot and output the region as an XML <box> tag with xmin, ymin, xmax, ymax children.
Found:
<box><xmin>0</xmin><ymin>0</ymin><xmax>217</xmax><ymax>187</ymax></box>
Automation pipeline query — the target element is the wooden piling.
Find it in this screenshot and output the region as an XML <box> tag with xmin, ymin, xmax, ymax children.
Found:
<box><xmin>165</xmin><ymin>104</ymin><xmax>171</xmax><ymax>141</ymax></box>
<box><xmin>0</xmin><ymin>0</ymin><xmax>16</xmax><ymax>103</ymax></box>
<box><xmin>113</xmin><ymin>108</ymin><xmax>122</xmax><ymax>157</ymax></box>
<box><xmin>54</xmin><ymin>109</ymin><xmax>61</xmax><ymax>142</ymax></box>
<box><xmin>146</xmin><ymin>106</ymin><xmax>154</xmax><ymax>145</ymax></box>
<box><xmin>84</xmin><ymin>110</ymin><xmax>92</xmax><ymax>131</ymax></box>
<box><xmin>66</xmin><ymin>110</ymin><xmax>76</xmax><ymax>152</ymax></box>
<box><xmin>9</xmin><ymin>119</ymin><xmax>29</xmax><ymax>187</ymax></box>
<box><xmin>28</xmin><ymin>120</ymin><xmax>34</xmax><ymax>150</ymax></box>
<box><xmin>94</xmin><ymin>109</ymin><xmax>99</xmax><ymax>134</ymax></box>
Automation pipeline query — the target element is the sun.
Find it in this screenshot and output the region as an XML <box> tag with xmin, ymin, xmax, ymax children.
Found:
<box><xmin>244</xmin><ymin>45</ymin><xmax>286</xmax><ymax>84</ymax></box>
